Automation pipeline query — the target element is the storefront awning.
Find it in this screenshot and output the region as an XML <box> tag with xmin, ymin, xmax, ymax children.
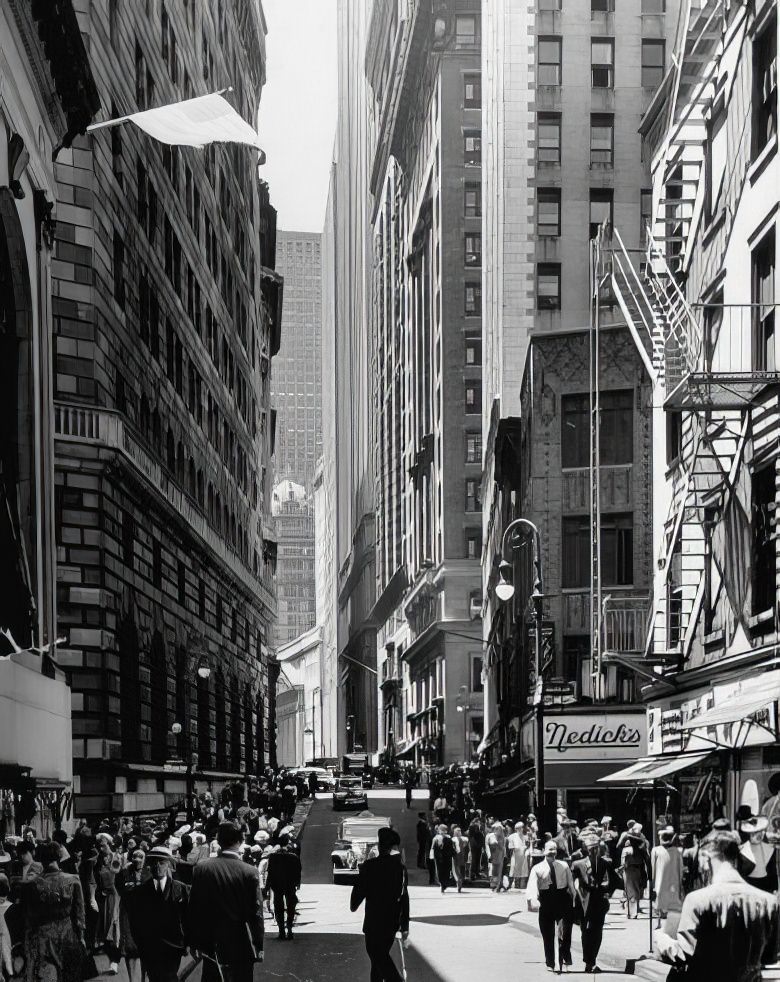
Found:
<box><xmin>599</xmin><ymin>751</ymin><xmax>711</xmax><ymax>784</ymax></box>
<box><xmin>395</xmin><ymin>738</ymin><xmax>421</xmax><ymax>760</ymax></box>
<box><xmin>681</xmin><ymin>685</ymin><xmax>780</xmax><ymax>732</ymax></box>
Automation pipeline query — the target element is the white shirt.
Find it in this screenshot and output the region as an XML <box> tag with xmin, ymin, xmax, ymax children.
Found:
<box><xmin>526</xmin><ymin>858</ymin><xmax>575</xmax><ymax>905</ymax></box>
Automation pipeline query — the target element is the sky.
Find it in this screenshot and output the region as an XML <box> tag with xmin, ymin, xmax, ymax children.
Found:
<box><xmin>258</xmin><ymin>0</ymin><xmax>338</xmax><ymax>234</ymax></box>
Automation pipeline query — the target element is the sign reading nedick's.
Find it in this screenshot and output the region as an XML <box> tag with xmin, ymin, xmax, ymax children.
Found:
<box><xmin>543</xmin><ymin>713</ymin><xmax>646</xmax><ymax>762</ymax></box>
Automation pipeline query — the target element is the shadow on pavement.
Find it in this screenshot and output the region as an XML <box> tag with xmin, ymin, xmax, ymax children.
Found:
<box><xmin>410</xmin><ymin>913</ymin><xmax>508</xmax><ymax>927</ymax></box>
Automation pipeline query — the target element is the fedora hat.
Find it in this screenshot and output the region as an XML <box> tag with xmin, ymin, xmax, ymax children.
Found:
<box><xmin>146</xmin><ymin>845</ymin><xmax>177</xmax><ymax>863</ymax></box>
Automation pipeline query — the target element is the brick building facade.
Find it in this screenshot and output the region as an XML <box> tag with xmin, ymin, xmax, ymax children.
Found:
<box><xmin>51</xmin><ymin>0</ymin><xmax>280</xmax><ymax>817</ymax></box>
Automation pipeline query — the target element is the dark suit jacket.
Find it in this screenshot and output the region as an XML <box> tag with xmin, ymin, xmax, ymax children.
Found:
<box><xmin>266</xmin><ymin>851</ymin><xmax>301</xmax><ymax>893</ymax></box>
<box><xmin>187</xmin><ymin>854</ymin><xmax>264</xmax><ymax>961</ymax></box>
<box><xmin>128</xmin><ymin>876</ymin><xmax>189</xmax><ymax>963</ymax></box>
<box><xmin>572</xmin><ymin>856</ymin><xmax>614</xmax><ymax>917</ymax></box>
<box><xmin>350</xmin><ymin>854</ymin><xmax>409</xmax><ymax>937</ymax></box>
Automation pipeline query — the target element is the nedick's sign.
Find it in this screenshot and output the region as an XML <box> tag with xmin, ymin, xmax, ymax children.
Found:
<box><xmin>542</xmin><ymin>713</ymin><xmax>646</xmax><ymax>761</ymax></box>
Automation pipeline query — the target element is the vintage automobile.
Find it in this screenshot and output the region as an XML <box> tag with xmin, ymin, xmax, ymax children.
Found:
<box><xmin>332</xmin><ymin>776</ymin><xmax>369</xmax><ymax>811</ymax></box>
<box><xmin>290</xmin><ymin>766</ymin><xmax>336</xmax><ymax>792</ymax></box>
<box><xmin>331</xmin><ymin>813</ymin><xmax>392</xmax><ymax>884</ymax></box>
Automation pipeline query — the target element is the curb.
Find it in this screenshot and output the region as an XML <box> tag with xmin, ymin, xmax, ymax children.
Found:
<box><xmin>291</xmin><ymin>798</ymin><xmax>314</xmax><ymax>841</ymax></box>
<box><xmin>507</xmin><ymin>912</ymin><xmax>634</xmax><ymax>974</ymax></box>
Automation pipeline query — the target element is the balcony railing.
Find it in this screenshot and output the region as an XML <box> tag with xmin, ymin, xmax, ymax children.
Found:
<box><xmin>381</xmin><ymin>654</ymin><xmax>401</xmax><ymax>686</ymax></box>
<box><xmin>602</xmin><ymin>594</ymin><xmax>651</xmax><ymax>654</ymax></box>
<box><xmin>54</xmin><ymin>404</ymin><xmax>276</xmax><ymax>610</ymax></box>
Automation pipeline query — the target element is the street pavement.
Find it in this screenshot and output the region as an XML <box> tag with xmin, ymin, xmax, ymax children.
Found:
<box><xmin>93</xmin><ymin>790</ymin><xmax>640</xmax><ymax>981</ymax></box>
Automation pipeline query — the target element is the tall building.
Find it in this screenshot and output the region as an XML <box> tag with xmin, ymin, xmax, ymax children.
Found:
<box><xmin>480</xmin><ymin>0</ymin><xmax>681</xmax><ymax>820</ymax></box>
<box><xmin>271</xmin><ymin>480</ymin><xmax>315</xmax><ymax>645</ymax></box>
<box><xmin>51</xmin><ymin>0</ymin><xmax>280</xmax><ymax>818</ymax></box>
<box><xmin>0</xmin><ymin>0</ymin><xmax>99</xmax><ymax>834</ymax></box>
<box><xmin>602</xmin><ymin>0</ymin><xmax>780</xmax><ymax>830</ymax></box>
<box><xmin>329</xmin><ymin>0</ymin><xmax>378</xmax><ymax>758</ymax></box>
<box><xmin>366</xmin><ymin>0</ymin><xmax>485</xmax><ymax>769</ymax></box>
<box><xmin>272</xmin><ymin>231</ymin><xmax>323</xmax><ymax>489</ymax></box>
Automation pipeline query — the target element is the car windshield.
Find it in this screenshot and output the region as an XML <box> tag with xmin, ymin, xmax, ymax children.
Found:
<box><xmin>338</xmin><ymin>778</ymin><xmax>361</xmax><ymax>789</ymax></box>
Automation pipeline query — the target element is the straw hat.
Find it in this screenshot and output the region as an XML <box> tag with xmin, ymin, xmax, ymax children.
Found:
<box><xmin>146</xmin><ymin>845</ymin><xmax>177</xmax><ymax>863</ymax></box>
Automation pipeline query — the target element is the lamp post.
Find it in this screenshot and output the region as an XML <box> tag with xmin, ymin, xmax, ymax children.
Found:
<box><xmin>494</xmin><ymin>518</ymin><xmax>546</xmax><ymax>827</ymax></box>
<box><xmin>456</xmin><ymin>684</ymin><xmax>468</xmax><ymax>763</ymax></box>
<box><xmin>172</xmin><ymin>654</ymin><xmax>211</xmax><ymax>823</ymax></box>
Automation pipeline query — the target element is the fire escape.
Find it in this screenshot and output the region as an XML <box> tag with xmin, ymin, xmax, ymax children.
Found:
<box><xmin>597</xmin><ymin>0</ymin><xmax>778</xmax><ymax>680</ymax></box>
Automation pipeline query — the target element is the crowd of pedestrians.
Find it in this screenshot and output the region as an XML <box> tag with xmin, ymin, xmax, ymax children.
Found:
<box><xmin>0</xmin><ymin>767</ymin><xmax>312</xmax><ymax>982</ymax></box>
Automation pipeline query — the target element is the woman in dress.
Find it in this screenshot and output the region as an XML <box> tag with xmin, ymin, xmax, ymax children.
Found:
<box><xmin>621</xmin><ymin>826</ymin><xmax>651</xmax><ymax>919</ymax></box>
<box><xmin>650</xmin><ymin>827</ymin><xmax>683</xmax><ymax>927</ymax></box>
<box><xmin>507</xmin><ymin>822</ymin><xmax>529</xmax><ymax>889</ymax></box>
<box><xmin>451</xmin><ymin>826</ymin><xmax>468</xmax><ymax>893</ymax></box>
<box><xmin>21</xmin><ymin>841</ymin><xmax>85</xmax><ymax>982</ymax></box>
<box><xmin>96</xmin><ymin>855</ymin><xmax>121</xmax><ymax>974</ymax></box>
<box><xmin>485</xmin><ymin>822</ymin><xmax>507</xmax><ymax>892</ymax></box>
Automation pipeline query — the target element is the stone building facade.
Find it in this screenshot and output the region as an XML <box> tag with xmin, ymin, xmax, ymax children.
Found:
<box><xmin>271</xmin><ymin>480</ymin><xmax>315</xmax><ymax>647</ymax></box>
<box><xmin>51</xmin><ymin>0</ymin><xmax>280</xmax><ymax>818</ymax></box>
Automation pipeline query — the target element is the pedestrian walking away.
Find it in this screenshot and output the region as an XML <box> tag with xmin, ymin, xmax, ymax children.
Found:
<box><xmin>266</xmin><ymin>834</ymin><xmax>302</xmax><ymax>940</ymax></box>
<box><xmin>187</xmin><ymin>823</ymin><xmax>265</xmax><ymax>982</ymax></box>
<box><xmin>526</xmin><ymin>840</ymin><xmax>576</xmax><ymax>973</ymax></box>
<box><xmin>126</xmin><ymin>847</ymin><xmax>189</xmax><ymax>982</ymax></box>
<box><xmin>350</xmin><ymin>826</ymin><xmax>410</xmax><ymax>982</ymax></box>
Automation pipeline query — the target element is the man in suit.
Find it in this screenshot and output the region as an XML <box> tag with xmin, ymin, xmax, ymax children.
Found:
<box><xmin>126</xmin><ymin>847</ymin><xmax>188</xmax><ymax>982</ymax></box>
<box><xmin>415</xmin><ymin>813</ymin><xmax>429</xmax><ymax>869</ymax></box>
<box><xmin>572</xmin><ymin>834</ymin><xmax>614</xmax><ymax>973</ymax></box>
<box><xmin>117</xmin><ymin>849</ymin><xmax>152</xmax><ymax>982</ymax></box>
<box><xmin>655</xmin><ymin>829</ymin><xmax>779</xmax><ymax>981</ymax></box>
<box><xmin>527</xmin><ymin>839</ymin><xmax>577</xmax><ymax>973</ymax></box>
<box><xmin>188</xmin><ymin>822</ymin><xmax>264</xmax><ymax>982</ymax></box>
<box><xmin>350</xmin><ymin>827</ymin><xmax>410</xmax><ymax>982</ymax></box>
<box><xmin>554</xmin><ymin>819</ymin><xmax>579</xmax><ymax>864</ymax></box>
<box><xmin>266</xmin><ymin>836</ymin><xmax>302</xmax><ymax>940</ymax></box>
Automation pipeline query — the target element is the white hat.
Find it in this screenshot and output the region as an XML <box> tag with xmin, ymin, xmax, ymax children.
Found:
<box><xmin>253</xmin><ymin>830</ymin><xmax>270</xmax><ymax>843</ymax></box>
<box><xmin>175</xmin><ymin>825</ymin><xmax>192</xmax><ymax>837</ymax></box>
<box><xmin>168</xmin><ymin>837</ymin><xmax>182</xmax><ymax>852</ymax></box>
<box><xmin>146</xmin><ymin>846</ymin><xmax>177</xmax><ymax>863</ymax></box>
<box><xmin>96</xmin><ymin>832</ymin><xmax>113</xmax><ymax>845</ymax></box>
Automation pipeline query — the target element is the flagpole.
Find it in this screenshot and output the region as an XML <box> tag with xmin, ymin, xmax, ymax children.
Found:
<box><xmin>86</xmin><ymin>87</ymin><xmax>233</xmax><ymax>133</ymax></box>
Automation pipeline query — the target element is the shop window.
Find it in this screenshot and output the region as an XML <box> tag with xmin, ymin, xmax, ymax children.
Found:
<box><xmin>590</xmin><ymin>114</ymin><xmax>614</xmax><ymax>165</ymax></box>
<box><xmin>537</xmin><ymin>188</ymin><xmax>561</xmax><ymax>237</ymax></box>
<box><xmin>641</xmin><ymin>39</ymin><xmax>665</xmax><ymax>89</ymax></box>
<box><xmin>591</xmin><ymin>39</ymin><xmax>614</xmax><ymax>88</ymax></box>
<box><xmin>538</xmin><ymin>37</ymin><xmax>562</xmax><ymax>85</ymax></box>
<box><xmin>537</xmin><ymin>263</ymin><xmax>561</xmax><ymax>310</ymax></box>
<box><xmin>538</xmin><ymin>113</ymin><xmax>561</xmax><ymax>163</ymax></box>
<box><xmin>753</xmin><ymin>231</ymin><xmax>776</xmax><ymax>372</ymax></box>
<box><xmin>752</xmin><ymin>465</ymin><xmax>776</xmax><ymax>616</ymax></box>
<box><xmin>752</xmin><ymin>17</ymin><xmax>777</xmax><ymax>160</ymax></box>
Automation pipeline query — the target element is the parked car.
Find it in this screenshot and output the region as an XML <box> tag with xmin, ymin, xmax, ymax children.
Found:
<box><xmin>332</xmin><ymin>776</ymin><xmax>369</xmax><ymax>811</ymax></box>
<box><xmin>331</xmin><ymin>813</ymin><xmax>392</xmax><ymax>884</ymax></box>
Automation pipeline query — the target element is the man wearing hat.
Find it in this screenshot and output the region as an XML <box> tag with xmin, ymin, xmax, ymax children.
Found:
<box><xmin>188</xmin><ymin>822</ymin><xmax>264</xmax><ymax>982</ymax></box>
<box><xmin>117</xmin><ymin>849</ymin><xmax>151</xmax><ymax>982</ymax></box>
<box><xmin>350</xmin><ymin>826</ymin><xmax>409</xmax><ymax>982</ymax></box>
<box><xmin>554</xmin><ymin>819</ymin><xmax>579</xmax><ymax>864</ymax></box>
<box><xmin>266</xmin><ymin>835</ymin><xmax>302</xmax><ymax>940</ymax></box>
<box><xmin>126</xmin><ymin>846</ymin><xmax>189</xmax><ymax>982</ymax></box>
<box><xmin>572</xmin><ymin>833</ymin><xmax>614</xmax><ymax>973</ymax></box>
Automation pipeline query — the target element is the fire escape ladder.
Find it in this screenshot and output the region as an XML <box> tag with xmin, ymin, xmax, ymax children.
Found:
<box><xmin>609</xmin><ymin>227</ymin><xmax>665</xmax><ymax>384</ymax></box>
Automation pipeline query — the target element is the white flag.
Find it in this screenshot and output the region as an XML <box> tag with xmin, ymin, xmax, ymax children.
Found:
<box><xmin>88</xmin><ymin>93</ymin><xmax>265</xmax><ymax>154</ymax></box>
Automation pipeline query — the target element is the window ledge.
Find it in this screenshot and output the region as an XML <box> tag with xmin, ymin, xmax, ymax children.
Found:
<box><xmin>748</xmin><ymin>608</ymin><xmax>775</xmax><ymax>631</ymax></box>
<box><xmin>748</xmin><ymin>139</ymin><xmax>777</xmax><ymax>186</ymax></box>
<box><xmin>703</xmin><ymin>628</ymin><xmax>725</xmax><ymax>647</ymax></box>
<box><xmin>701</xmin><ymin>207</ymin><xmax>727</xmax><ymax>247</ymax></box>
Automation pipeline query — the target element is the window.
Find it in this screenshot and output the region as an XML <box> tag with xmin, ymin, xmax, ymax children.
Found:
<box><xmin>465</xmin><ymin>334</ymin><xmax>482</xmax><ymax>365</ymax></box>
<box><xmin>465</xmin><ymin>283</ymin><xmax>481</xmax><ymax>315</ymax></box>
<box><xmin>465</xmin><ymin>233</ymin><xmax>482</xmax><ymax>267</ymax></box>
<box><xmin>640</xmin><ymin>188</ymin><xmax>653</xmax><ymax>243</ymax></box>
<box><xmin>113</xmin><ymin>230</ymin><xmax>125</xmax><ymax>308</ymax></box>
<box><xmin>466</xmin><ymin>432</ymin><xmax>482</xmax><ymax>464</ymax></box>
<box><xmin>465</xmin><ymin>479</ymin><xmax>481</xmax><ymax>512</ymax></box>
<box><xmin>152</xmin><ymin>538</ymin><xmax>162</xmax><ymax>589</ymax></box>
<box><xmin>464</xmin><ymin>73</ymin><xmax>481</xmax><ymax>108</ymax></box>
<box><xmin>465</xmin><ymin>380</ymin><xmax>482</xmax><ymax>414</ymax></box>
<box><xmin>465</xmin><ymin>183</ymin><xmax>481</xmax><ymax>217</ymax></box>
<box><xmin>537</xmin><ymin>188</ymin><xmax>561</xmax><ymax>236</ymax></box>
<box><xmin>591</xmin><ymin>39</ymin><xmax>614</xmax><ymax>88</ymax></box>
<box><xmin>666</xmin><ymin>410</ymin><xmax>682</xmax><ymax>466</ymax></box>
<box><xmin>198</xmin><ymin>578</ymin><xmax>206</xmax><ymax>620</ymax></box>
<box><xmin>538</xmin><ymin>0</ymin><xmax>561</xmax><ymax>8</ymax></box>
<box><xmin>465</xmin><ymin>530</ymin><xmax>481</xmax><ymax>560</ymax></box>
<box><xmin>753</xmin><ymin>232</ymin><xmax>776</xmax><ymax>372</ymax></box>
<box><xmin>562</xmin><ymin>515</ymin><xmax>633</xmax><ymax>588</ymax></box>
<box><xmin>178</xmin><ymin>559</ymin><xmax>186</xmax><ymax>606</ymax></box>
<box><xmin>590</xmin><ymin>113</ymin><xmax>614</xmax><ymax>165</ymax></box>
<box><xmin>592</xmin><ymin>0</ymin><xmax>614</xmax><ymax>10</ymax></box>
<box><xmin>110</xmin><ymin>102</ymin><xmax>123</xmax><ymax>186</ymax></box>
<box><xmin>641</xmin><ymin>40</ymin><xmax>665</xmax><ymax>89</ymax></box>
<box><xmin>589</xmin><ymin>189</ymin><xmax>613</xmax><ymax>239</ymax></box>
<box><xmin>455</xmin><ymin>15</ymin><xmax>478</xmax><ymax>46</ymax></box>
<box><xmin>537</xmin><ymin>113</ymin><xmax>561</xmax><ymax>163</ymax></box>
<box><xmin>537</xmin><ymin>263</ymin><xmax>561</xmax><ymax>310</ymax></box>
<box><xmin>642</xmin><ymin>0</ymin><xmax>666</xmax><ymax>11</ymax></box>
<box><xmin>122</xmin><ymin>510</ymin><xmax>134</xmax><ymax>565</ymax></box>
<box><xmin>752</xmin><ymin>20</ymin><xmax>777</xmax><ymax>160</ymax></box>
<box><xmin>705</xmin><ymin>112</ymin><xmax>727</xmax><ymax>218</ymax></box>
<box><xmin>464</xmin><ymin>130</ymin><xmax>481</xmax><ymax>166</ymax></box>
<box><xmin>471</xmin><ymin>655</ymin><xmax>484</xmax><ymax>692</ymax></box>
<box><xmin>561</xmin><ymin>390</ymin><xmax>632</xmax><ymax>468</ymax></box>
<box><xmin>538</xmin><ymin>37</ymin><xmax>562</xmax><ymax>85</ymax></box>
<box><xmin>752</xmin><ymin>466</ymin><xmax>776</xmax><ymax>615</ymax></box>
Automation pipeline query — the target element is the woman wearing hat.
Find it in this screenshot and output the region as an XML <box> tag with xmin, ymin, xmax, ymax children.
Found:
<box><xmin>507</xmin><ymin>823</ymin><xmax>529</xmax><ymax>889</ymax></box>
<box><xmin>650</xmin><ymin>828</ymin><xmax>683</xmax><ymax>928</ymax></box>
<box><xmin>738</xmin><ymin>815</ymin><xmax>777</xmax><ymax>893</ymax></box>
<box><xmin>621</xmin><ymin>825</ymin><xmax>651</xmax><ymax>919</ymax></box>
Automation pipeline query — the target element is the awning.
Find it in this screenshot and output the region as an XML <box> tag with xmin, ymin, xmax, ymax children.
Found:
<box><xmin>395</xmin><ymin>738</ymin><xmax>421</xmax><ymax>760</ymax></box>
<box><xmin>599</xmin><ymin>751</ymin><xmax>711</xmax><ymax>784</ymax></box>
<box><xmin>681</xmin><ymin>685</ymin><xmax>780</xmax><ymax>732</ymax></box>
<box><xmin>476</xmin><ymin>720</ymin><xmax>500</xmax><ymax>756</ymax></box>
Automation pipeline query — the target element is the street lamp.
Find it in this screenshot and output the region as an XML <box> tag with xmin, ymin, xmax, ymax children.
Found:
<box><xmin>303</xmin><ymin>725</ymin><xmax>314</xmax><ymax>766</ymax></box>
<box><xmin>173</xmin><ymin>650</ymin><xmax>211</xmax><ymax>822</ymax></box>
<box><xmin>456</xmin><ymin>684</ymin><xmax>468</xmax><ymax>763</ymax></box>
<box><xmin>494</xmin><ymin>518</ymin><xmax>546</xmax><ymax>828</ymax></box>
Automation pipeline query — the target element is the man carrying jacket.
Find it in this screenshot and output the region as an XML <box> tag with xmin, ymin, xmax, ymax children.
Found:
<box><xmin>350</xmin><ymin>827</ymin><xmax>410</xmax><ymax>982</ymax></box>
<box><xmin>572</xmin><ymin>834</ymin><xmax>615</xmax><ymax>973</ymax></box>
